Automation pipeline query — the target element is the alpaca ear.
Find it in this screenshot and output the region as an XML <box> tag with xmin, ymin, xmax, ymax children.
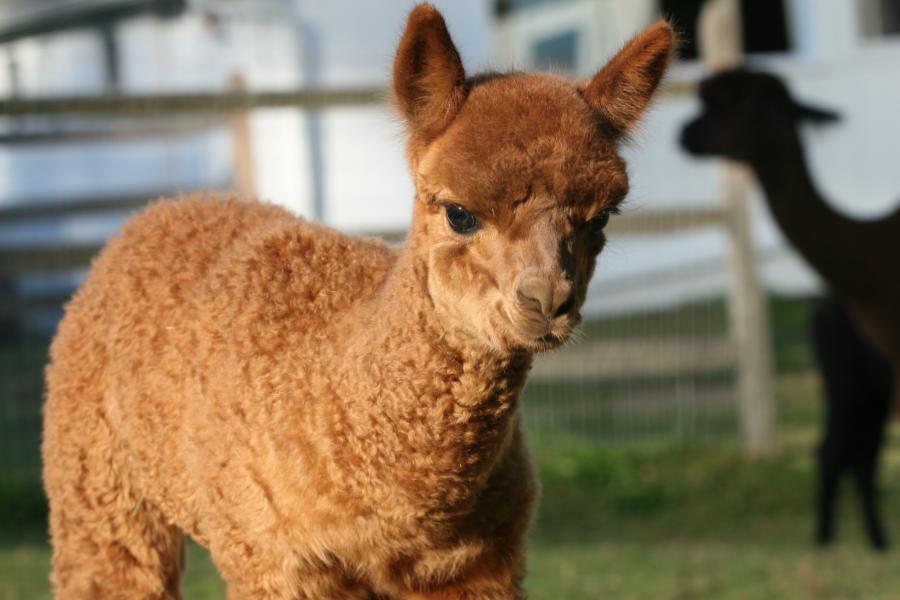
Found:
<box><xmin>393</xmin><ymin>4</ymin><xmax>467</xmax><ymax>142</ymax></box>
<box><xmin>793</xmin><ymin>100</ymin><xmax>841</xmax><ymax>125</ymax></box>
<box><xmin>581</xmin><ymin>21</ymin><xmax>676</xmax><ymax>138</ymax></box>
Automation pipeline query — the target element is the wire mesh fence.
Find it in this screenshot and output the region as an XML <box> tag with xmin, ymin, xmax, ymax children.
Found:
<box><xmin>524</xmin><ymin>299</ymin><xmax>738</xmax><ymax>449</ymax></box>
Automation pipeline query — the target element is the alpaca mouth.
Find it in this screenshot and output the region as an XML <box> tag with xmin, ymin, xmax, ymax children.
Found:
<box><xmin>540</xmin><ymin>313</ymin><xmax>580</xmax><ymax>349</ymax></box>
<box><xmin>499</xmin><ymin>304</ymin><xmax>580</xmax><ymax>352</ymax></box>
<box><xmin>537</xmin><ymin>332</ymin><xmax>565</xmax><ymax>349</ymax></box>
<box><xmin>523</xmin><ymin>325</ymin><xmax>575</xmax><ymax>352</ymax></box>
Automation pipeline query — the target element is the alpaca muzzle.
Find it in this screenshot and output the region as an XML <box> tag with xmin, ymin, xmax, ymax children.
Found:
<box><xmin>515</xmin><ymin>272</ymin><xmax>573</xmax><ymax>319</ymax></box>
<box><xmin>509</xmin><ymin>271</ymin><xmax>576</xmax><ymax>343</ymax></box>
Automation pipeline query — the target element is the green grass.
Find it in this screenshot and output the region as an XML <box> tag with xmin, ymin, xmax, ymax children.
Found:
<box><xmin>526</xmin><ymin>540</ymin><xmax>900</xmax><ymax>600</ymax></box>
<box><xmin>525</xmin><ymin>444</ymin><xmax>900</xmax><ymax>599</ymax></box>
<box><xmin>519</xmin><ymin>372</ymin><xmax>900</xmax><ymax>599</ymax></box>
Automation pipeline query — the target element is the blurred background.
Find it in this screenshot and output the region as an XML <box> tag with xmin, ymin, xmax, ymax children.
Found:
<box><xmin>2</xmin><ymin>0</ymin><xmax>900</xmax><ymax>598</ymax></box>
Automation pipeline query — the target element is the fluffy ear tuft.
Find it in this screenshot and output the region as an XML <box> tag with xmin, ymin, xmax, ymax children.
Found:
<box><xmin>581</xmin><ymin>20</ymin><xmax>676</xmax><ymax>138</ymax></box>
<box><xmin>393</xmin><ymin>4</ymin><xmax>467</xmax><ymax>143</ymax></box>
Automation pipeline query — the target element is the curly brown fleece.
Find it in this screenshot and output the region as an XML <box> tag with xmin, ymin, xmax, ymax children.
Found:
<box><xmin>42</xmin><ymin>5</ymin><xmax>674</xmax><ymax>599</ymax></box>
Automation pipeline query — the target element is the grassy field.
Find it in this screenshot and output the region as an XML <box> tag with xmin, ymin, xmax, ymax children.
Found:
<box><xmin>6</xmin><ymin>296</ymin><xmax>900</xmax><ymax>598</ymax></box>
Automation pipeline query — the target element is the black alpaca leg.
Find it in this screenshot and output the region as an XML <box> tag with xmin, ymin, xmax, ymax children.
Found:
<box><xmin>852</xmin><ymin>464</ymin><xmax>888</xmax><ymax>550</ymax></box>
<box><xmin>811</xmin><ymin>296</ymin><xmax>894</xmax><ymax>550</ymax></box>
<box><xmin>854</xmin><ymin>339</ymin><xmax>894</xmax><ymax>551</ymax></box>
<box><xmin>810</xmin><ymin>298</ymin><xmax>859</xmax><ymax>548</ymax></box>
<box><xmin>815</xmin><ymin>454</ymin><xmax>840</xmax><ymax>547</ymax></box>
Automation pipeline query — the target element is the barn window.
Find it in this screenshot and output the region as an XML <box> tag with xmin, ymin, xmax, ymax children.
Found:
<box><xmin>495</xmin><ymin>0</ymin><xmax>560</xmax><ymax>18</ymax></box>
<box><xmin>859</xmin><ymin>0</ymin><xmax>900</xmax><ymax>37</ymax></box>
<box><xmin>660</xmin><ymin>0</ymin><xmax>791</xmax><ymax>60</ymax></box>
<box><xmin>532</xmin><ymin>29</ymin><xmax>578</xmax><ymax>72</ymax></box>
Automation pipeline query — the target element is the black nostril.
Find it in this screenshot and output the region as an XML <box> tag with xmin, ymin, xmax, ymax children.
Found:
<box><xmin>553</xmin><ymin>294</ymin><xmax>576</xmax><ymax>319</ymax></box>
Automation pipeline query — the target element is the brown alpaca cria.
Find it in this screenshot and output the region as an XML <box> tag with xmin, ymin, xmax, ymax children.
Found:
<box><xmin>42</xmin><ymin>6</ymin><xmax>674</xmax><ymax>599</ymax></box>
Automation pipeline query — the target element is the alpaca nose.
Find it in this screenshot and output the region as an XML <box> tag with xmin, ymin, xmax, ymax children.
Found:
<box><xmin>516</xmin><ymin>274</ymin><xmax>574</xmax><ymax>319</ymax></box>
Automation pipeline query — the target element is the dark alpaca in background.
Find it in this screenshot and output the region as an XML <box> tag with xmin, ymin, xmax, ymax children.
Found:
<box><xmin>680</xmin><ymin>68</ymin><xmax>899</xmax><ymax>550</ymax></box>
<box><xmin>812</xmin><ymin>296</ymin><xmax>893</xmax><ymax>549</ymax></box>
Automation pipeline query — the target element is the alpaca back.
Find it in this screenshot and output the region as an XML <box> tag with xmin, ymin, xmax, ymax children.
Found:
<box><xmin>45</xmin><ymin>195</ymin><xmax>397</xmax><ymax>536</ymax></box>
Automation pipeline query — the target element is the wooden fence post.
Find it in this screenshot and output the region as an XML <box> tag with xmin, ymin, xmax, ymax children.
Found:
<box><xmin>699</xmin><ymin>0</ymin><xmax>777</xmax><ymax>456</ymax></box>
<box><xmin>228</xmin><ymin>74</ymin><xmax>256</xmax><ymax>198</ymax></box>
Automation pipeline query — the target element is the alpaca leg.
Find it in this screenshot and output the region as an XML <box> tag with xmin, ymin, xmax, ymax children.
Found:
<box><xmin>405</xmin><ymin>576</ymin><xmax>524</xmax><ymax>600</ymax></box>
<box><xmin>852</xmin><ymin>464</ymin><xmax>888</xmax><ymax>550</ymax></box>
<box><xmin>406</xmin><ymin>583</ymin><xmax>523</xmax><ymax>600</ymax></box>
<box><xmin>810</xmin><ymin>297</ymin><xmax>856</xmax><ymax>548</ymax></box>
<box><xmin>44</xmin><ymin>407</ymin><xmax>184</xmax><ymax>599</ymax></box>
<box><xmin>402</xmin><ymin>556</ymin><xmax>526</xmax><ymax>600</ymax></box>
<box><xmin>854</xmin><ymin>327</ymin><xmax>894</xmax><ymax>552</ymax></box>
<box><xmin>214</xmin><ymin>543</ymin><xmax>371</xmax><ymax>600</ymax></box>
<box><xmin>47</xmin><ymin>472</ymin><xmax>185</xmax><ymax>599</ymax></box>
<box><xmin>225</xmin><ymin>575</ymin><xmax>371</xmax><ymax>600</ymax></box>
<box><xmin>815</xmin><ymin>452</ymin><xmax>840</xmax><ymax>547</ymax></box>
<box><xmin>811</xmin><ymin>296</ymin><xmax>892</xmax><ymax>550</ymax></box>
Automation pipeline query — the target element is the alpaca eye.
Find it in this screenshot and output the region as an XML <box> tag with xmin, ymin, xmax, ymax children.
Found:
<box><xmin>587</xmin><ymin>211</ymin><xmax>612</xmax><ymax>236</ymax></box>
<box><xmin>445</xmin><ymin>204</ymin><xmax>479</xmax><ymax>234</ymax></box>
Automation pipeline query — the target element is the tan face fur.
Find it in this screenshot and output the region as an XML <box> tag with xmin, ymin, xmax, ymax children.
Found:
<box><xmin>394</xmin><ymin>4</ymin><xmax>675</xmax><ymax>354</ymax></box>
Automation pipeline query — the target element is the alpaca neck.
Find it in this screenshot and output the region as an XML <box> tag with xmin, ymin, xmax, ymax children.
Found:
<box><xmin>749</xmin><ymin>129</ymin><xmax>868</xmax><ymax>296</ymax></box>
<box><xmin>329</xmin><ymin>233</ymin><xmax>532</xmax><ymax>514</ymax></box>
<box><xmin>366</xmin><ymin>240</ymin><xmax>533</xmax><ymax>405</ymax></box>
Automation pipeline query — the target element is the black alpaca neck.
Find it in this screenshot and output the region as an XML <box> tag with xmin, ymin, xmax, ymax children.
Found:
<box><xmin>749</xmin><ymin>127</ymin><xmax>889</xmax><ymax>299</ymax></box>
